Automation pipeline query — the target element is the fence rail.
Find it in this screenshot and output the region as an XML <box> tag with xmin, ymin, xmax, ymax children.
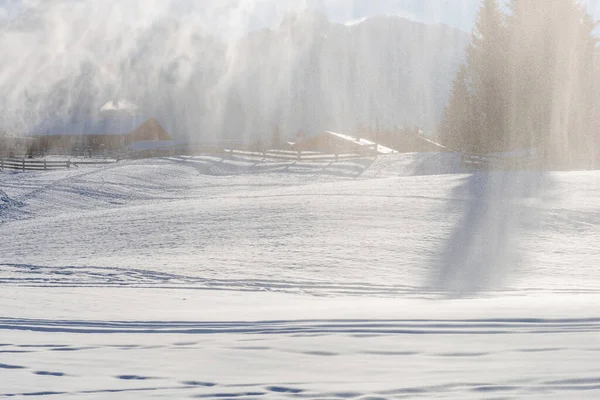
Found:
<box><xmin>0</xmin><ymin>158</ymin><xmax>115</xmax><ymax>171</ymax></box>
<box><xmin>117</xmin><ymin>147</ymin><xmax>366</xmax><ymax>162</ymax></box>
<box><xmin>221</xmin><ymin>149</ymin><xmax>363</xmax><ymax>161</ymax></box>
<box><xmin>1</xmin><ymin>148</ymin><xmax>367</xmax><ymax>172</ymax></box>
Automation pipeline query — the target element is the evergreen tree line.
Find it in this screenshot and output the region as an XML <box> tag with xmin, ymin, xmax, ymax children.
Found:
<box><xmin>439</xmin><ymin>0</ymin><xmax>600</xmax><ymax>168</ymax></box>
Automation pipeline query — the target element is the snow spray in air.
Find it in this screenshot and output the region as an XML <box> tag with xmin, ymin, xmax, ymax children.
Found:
<box><xmin>432</xmin><ymin>0</ymin><xmax>599</xmax><ymax>295</ymax></box>
<box><xmin>0</xmin><ymin>0</ymin><xmax>471</xmax><ymax>146</ymax></box>
<box><xmin>0</xmin><ymin>0</ymin><xmax>335</xmax><ymax>144</ymax></box>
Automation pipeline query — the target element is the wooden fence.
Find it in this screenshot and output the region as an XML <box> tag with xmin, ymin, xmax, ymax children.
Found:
<box><xmin>0</xmin><ymin>158</ymin><xmax>115</xmax><ymax>171</ymax></box>
<box><xmin>119</xmin><ymin>147</ymin><xmax>366</xmax><ymax>161</ymax></box>
<box><xmin>221</xmin><ymin>149</ymin><xmax>363</xmax><ymax>161</ymax></box>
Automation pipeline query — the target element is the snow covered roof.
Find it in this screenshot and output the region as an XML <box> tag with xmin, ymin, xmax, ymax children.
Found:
<box><xmin>416</xmin><ymin>135</ymin><xmax>451</xmax><ymax>151</ymax></box>
<box><xmin>100</xmin><ymin>100</ymin><xmax>139</xmax><ymax>114</ymax></box>
<box><xmin>326</xmin><ymin>131</ymin><xmax>398</xmax><ymax>154</ymax></box>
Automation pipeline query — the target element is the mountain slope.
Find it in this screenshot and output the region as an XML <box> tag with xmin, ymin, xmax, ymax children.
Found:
<box><xmin>212</xmin><ymin>12</ymin><xmax>469</xmax><ymax>140</ymax></box>
<box><xmin>1</xmin><ymin>10</ymin><xmax>469</xmax><ymax>141</ymax></box>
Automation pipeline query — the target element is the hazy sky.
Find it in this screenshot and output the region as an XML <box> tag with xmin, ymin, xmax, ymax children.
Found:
<box><xmin>1</xmin><ymin>0</ymin><xmax>599</xmax><ymax>34</ymax></box>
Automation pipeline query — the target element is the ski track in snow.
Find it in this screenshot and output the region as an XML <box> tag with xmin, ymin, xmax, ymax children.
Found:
<box><xmin>1</xmin><ymin>320</ymin><xmax>600</xmax><ymax>399</ymax></box>
<box><xmin>2</xmin><ymin>317</ymin><xmax>600</xmax><ymax>335</ymax></box>
<box><xmin>0</xmin><ymin>262</ymin><xmax>422</xmax><ymax>297</ymax></box>
<box><xmin>1</xmin><ymin>154</ymin><xmax>600</xmax><ymax>398</ymax></box>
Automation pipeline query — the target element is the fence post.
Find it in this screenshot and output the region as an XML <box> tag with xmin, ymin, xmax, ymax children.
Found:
<box><xmin>1</xmin><ymin>157</ymin><xmax>3</xmax><ymax>170</ymax></box>
<box><xmin>67</xmin><ymin>159</ymin><xmax>70</xmax><ymax>169</ymax></box>
<box><xmin>22</xmin><ymin>159</ymin><xmax>25</xmax><ymax>172</ymax></box>
<box><xmin>44</xmin><ymin>159</ymin><xmax>47</xmax><ymax>170</ymax></box>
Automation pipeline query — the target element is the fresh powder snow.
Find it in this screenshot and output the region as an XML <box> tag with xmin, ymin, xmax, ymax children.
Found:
<box><xmin>1</xmin><ymin>153</ymin><xmax>599</xmax><ymax>399</ymax></box>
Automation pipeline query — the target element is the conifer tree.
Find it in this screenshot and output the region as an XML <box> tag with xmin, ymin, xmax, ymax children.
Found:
<box><xmin>467</xmin><ymin>0</ymin><xmax>508</xmax><ymax>153</ymax></box>
<box><xmin>439</xmin><ymin>65</ymin><xmax>474</xmax><ymax>151</ymax></box>
<box><xmin>506</xmin><ymin>0</ymin><xmax>598</xmax><ymax>165</ymax></box>
<box><xmin>440</xmin><ymin>0</ymin><xmax>507</xmax><ymax>153</ymax></box>
<box><xmin>441</xmin><ymin>0</ymin><xmax>599</xmax><ymax>167</ymax></box>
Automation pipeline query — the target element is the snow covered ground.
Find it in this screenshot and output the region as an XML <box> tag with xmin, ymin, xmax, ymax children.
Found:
<box><xmin>1</xmin><ymin>152</ymin><xmax>599</xmax><ymax>399</ymax></box>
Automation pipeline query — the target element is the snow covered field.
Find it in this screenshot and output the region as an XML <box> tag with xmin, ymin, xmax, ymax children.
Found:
<box><xmin>1</xmin><ymin>153</ymin><xmax>599</xmax><ymax>399</ymax></box>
